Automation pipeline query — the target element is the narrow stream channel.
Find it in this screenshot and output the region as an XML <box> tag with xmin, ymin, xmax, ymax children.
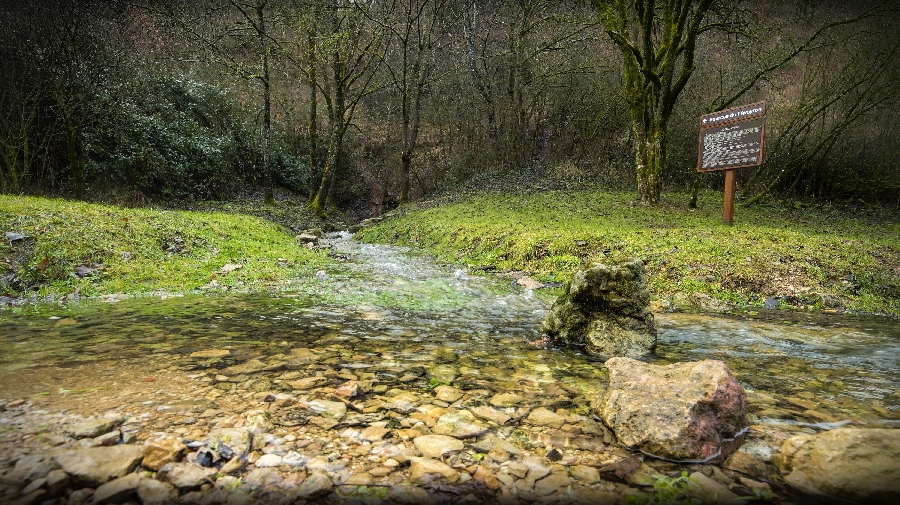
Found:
<box><xmin>1</xmin><ymin>233</ymin><xmax>898</xmax><ymax>501</ymax></box>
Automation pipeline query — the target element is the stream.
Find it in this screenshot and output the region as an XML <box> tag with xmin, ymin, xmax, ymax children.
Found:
<box><xmin>1</xmin><ymin>232</ymin><xmax>898</xmax><ymax>503</ymax></box>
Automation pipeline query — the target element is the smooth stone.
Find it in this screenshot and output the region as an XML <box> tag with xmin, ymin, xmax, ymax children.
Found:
<box><xmin>776</xmin><ymin>428</ymin><xmax>900</xmax><ymax>504</ymax></box>
<box><xmin>344</xmin><ymin>473</ymin><xmax>374</xmax><ymax>486</ymax></box>
<box><xmin>190</xmin><ymin>349</ymin><xmax>230</xmax><ymax>358</ymax></box>
<box><xmin>472</xmin><ymin>465</ymin><xmax>502</xmax><ymax>490</ymax></box>
<box><xmin>66</xmin><ymin>417</ymin><xmax>124</xmax><ymax>440</ymax></box>
<box><xmin>288</xmin><ymin>376</ymin><xmax>329</xmax><ymax>390</ymax></box>
<box><xmin>388</xmin><ymin>485</ymin><xmax>431</xmax><ymax>504</ymax></box>
<box><xmin>222</xmin><ymin>359</ymin><xmax>267</xmax><ymax>375</ymax></box>
<box><xmin>45</xmin><ymin>469</ymin><xmax>70</xmax><ymax>497</ymax></box>
<box><xmin>297</xmin><ymin>472</ymin><xmax>333</xmax><ymax>500</ymax></box>
<box><xmin>136</xmin><ymin>478</ymin><xmax>179</xmax><ymax>505</ymax></box>
<box><xmin>7</xmin><ymin>454</ymin><xmax>58</xmax><ymax>483</ymax></box>
<box><xmin>470</xmin><ymin>406</ymin><xmax>511</xmax><ymax>425</ymax></box>
<box><xmin>243</xmin><ymin>409</ymin><xmax>274</xmax><ymax>433</ymax></box>
<box><xmin>432</xmin><ymin>410</ymin><xmax>488</xmax><ymax>438</ymax></box>
<box><xmin>408</xmin><ymin>457</ymin><xmax>459</xmax><ymax>483</ymax></box>
<box><xmin>722</xmin><ymin>450</ymin><xmax>767</xmax><ymax>478</ymax></box>
<box><xmin>254</xmin><ymin>454</ymin><xmax>283</xmax><ymax>467</ymax></box>
<box><xmin>307</xmin><ymin>400</ymin><xmax>347</xmax><ymax>420</ymax></box>
<box><xmin>53</xmin><ymin>445</ymin><xmax>146</xmax><ymax>487</ymax></box>
<box><xmin>243</xmin><ymin>468</ymin><xmax>283</xmax><ymax>488</ymax></box>
<box><xmin>413</xmin><ymin>435</ymin><xmax>464</xmax><ymax>459</ymax></box>
<box><xmin>570</xmin><ymin>465</ymin><xmax>601</xmax><ymax>484</ymax></box>
<box><xmin>157</xmin><ymin>462</ymin><xmax>217</xmax><ymax>490</ymax></box>
<box><xmin>433</xmin><ymin>385</ymin><xmax>463</xmax><ymax>403</ymax></box>
<box><xmin>203</xmin><ymin>428</ymin><xmax>252</xmax><ymax>459</ymax></box>
<box><xmin>527</xmin><ymin>407</ymin><xmax>566</xmax><ymax>428</ymax></box>
<box><xmin>142</xmin><ymin>438</ymin><xmax>186</xmax><ymax>471</ymax></box>
<box><xmin>335</xmin><ymin>380</ymin><xmax>359</xmax><ymax>398</ymax></box>
<box><xmin>93</xmin><ymin>431</ymin><xmax>120</xmax><ymax>447</ymax></box>
<box><xmin>489</xmin><ymin>393</ymin><xmax>525</xmax><ymax>407</ymax></box>
<box><xmin>290</xmin><ymin>348</ymin><xmax>319</xmax><ymax>364</ymax></box>
<box><xmin>688</xmin><ymin>472</ymin><xmax>741</xmax><ymax>504</ymax></box>
<box><xmin>533</xmin><ymin>472</ymin><xmax>571</xmax><ymax>497</ymax></box>
<box><xmin>282</xmin><ymin>451</ymin><xmax>307</xmax><ymax>466</ymax></box>
<box><xmin>92</xmin><ymin>472</ymin><xmax>143</xmax><ymax>505</ymax></box>
<box><xmin>597</xmin><ymin>357</ymin><xmax>747</xmax><ymax>461</ymax></box>
<box><xmin>360</xmin><ymin>426</ymin><xmax>391</xmax><ymax>442</ymax></box>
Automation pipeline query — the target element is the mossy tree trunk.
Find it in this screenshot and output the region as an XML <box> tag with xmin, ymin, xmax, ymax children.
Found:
<box><xmin>593</xmin><ymin>0</ymin><xmax>712</xmax><ymax>204</ymax></box>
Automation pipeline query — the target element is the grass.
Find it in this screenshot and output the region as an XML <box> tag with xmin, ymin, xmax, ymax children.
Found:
<box><xmin>1</xmin><ymin>195</ymin><xmax>332</xmax><ymax>302</ymax></box>
<box><xmin>357</xmin><ymin>189</ymin><xmax>900</xmax><ymax>316</ymax></box>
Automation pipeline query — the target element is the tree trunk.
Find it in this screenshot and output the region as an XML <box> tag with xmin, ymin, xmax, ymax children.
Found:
<box><xmin>307</xmin><ymin>27</ymin><xmax>319</xmax><ymax>202</ymax></box>
<box><xmin>633</xmin><ymin>119</ymin><xmax>665</xmax><ymax>204</ymax></box>
<box><xmin>256</xmin><ymin>2</ymin><xmax>275</xmax><ymax>206</ymax></box>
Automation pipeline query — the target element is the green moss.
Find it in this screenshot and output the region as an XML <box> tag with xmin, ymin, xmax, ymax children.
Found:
<box><xmin>357</xmin><ymin>190</ymin><xmax>900</xmax><ymax>316</ymax></box>
<box><xmin>1</xmin><ymin>195</ymin><xmax>332</xmax><ymax>301</ymax></box>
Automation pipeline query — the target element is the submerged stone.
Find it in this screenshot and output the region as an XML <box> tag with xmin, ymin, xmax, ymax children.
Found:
<box><xmin>542</xmin><ymin>259</ymin><xmax>656</xmax><ymax>360</ymax></box>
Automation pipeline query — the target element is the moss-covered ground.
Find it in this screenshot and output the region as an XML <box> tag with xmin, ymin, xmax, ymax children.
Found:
<box><xmin>1</xmin><ymin>195</ymin><xmax>332</xmax><ymax>302</ymax></box>
<box><xmin>357</xmin><ymin>189</ymin><xmax>900</xmax><ymax>316</ymax></box>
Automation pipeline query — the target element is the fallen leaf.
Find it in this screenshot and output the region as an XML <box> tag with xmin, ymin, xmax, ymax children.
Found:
<box><xmin>36</xmin><ymin>257</ymin><xmax>49</xmax><ymax>273</ymax></box>
<box><xmin>142</xmin><ymin>377</ymin><xmax>155</xmax><ymax>382</ymax></box>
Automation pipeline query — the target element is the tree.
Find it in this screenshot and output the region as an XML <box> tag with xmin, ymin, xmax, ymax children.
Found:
<box><xmin>157</xmin><ymin>0</ymin><xmax>279</xmax><ymax>204</ymax></box>
<box><xmin>593</xmin><ymin>0</ymin><xmax>715</xmax><ymax>203</ymax></box>
<box><xmin>366</xmin><ymin>0</ymin><xmax>449</xmax><ymax>204</ymax></box>
<box><xmin>306</xmin><ymin>1</ymin><xmax>385</xmax><ymax>217</ymax></box>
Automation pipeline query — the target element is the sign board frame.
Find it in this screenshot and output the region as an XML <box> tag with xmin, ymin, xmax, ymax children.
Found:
<box><xmin>696</xmin><ymin>101</ymin><xmax>767</xmax><ymax>225</ymax></box>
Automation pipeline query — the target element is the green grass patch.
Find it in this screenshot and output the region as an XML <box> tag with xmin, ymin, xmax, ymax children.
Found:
<box><xmin>357</xmin><ymin>190</ymin><xmax>900</xmax><ymax>315</ymax></box>
<box><xmin>1</xmin><ymin>195</ymin><xmax>332</xmax><ymax>301</ymax></box>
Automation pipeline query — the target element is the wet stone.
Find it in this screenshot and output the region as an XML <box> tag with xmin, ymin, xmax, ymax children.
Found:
<box><xmin>526</xmin><ymin>408</ymin><xmax>566</xmax><ymax>428</ymax></box>
<box><xmin>433</xmin><ymin>385</ymin><xmax>463</xmax><ymax>403</ymax></box>
<box><xmin>433</xmin><ymin>410</ymin><xmax>488</xmax><ymax>438</ymax></box>
<box><xmin>489</xmin><ymin>393</ymin><xmax>525</xmax><ymax>408</ymax></box>
<box><xmin>53</xmin><ymin>445</ymin><xmax>146</xmax><ymax>487</ymax></box>
<box><xmin>413</xmin><ymin>435</ymin><xmax>464</xmax><ymax>458</ymax></box>
<box><xmin>65</xmin><ymin>417</ymin><xmax>123</xmax><ymax>439</ymax></box>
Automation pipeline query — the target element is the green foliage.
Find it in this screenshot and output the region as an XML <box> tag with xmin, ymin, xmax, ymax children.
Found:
<box><xmin>89</xmin><ymin>76</ymin><xmax>308</xmax><ymax>200</ymax></box>
<box><xmin>0</xmin><ymin>195</ymin><xmax>330</xmax><ymax>300</ymax></box>
<box><xmin>626</xmin><ymin>472</ymin><xmax>700</xmax><ymax>505</ymax></box>
<box><xmin>357</xmin><ymin>189</ymin><xmax>900</xmax><ymax>315</ymax></box>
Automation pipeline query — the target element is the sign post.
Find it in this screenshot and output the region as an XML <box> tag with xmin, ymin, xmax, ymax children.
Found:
<box><xmin>697</xmin><ymin>101</ymin><xmax>766</xmax><ymax>225</ymax></box>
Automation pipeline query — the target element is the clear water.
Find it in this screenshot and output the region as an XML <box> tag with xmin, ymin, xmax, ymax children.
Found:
<box><xmin>1</xmin><ymin>233</ymin><xmax>898</xmax><ymax>435</ymax></box>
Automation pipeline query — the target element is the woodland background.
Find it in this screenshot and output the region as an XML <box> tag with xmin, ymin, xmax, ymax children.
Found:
<box><xmin>1</xmin><ymin>0</ymin><xmax>898</xmax><ymax>218</ymax></box>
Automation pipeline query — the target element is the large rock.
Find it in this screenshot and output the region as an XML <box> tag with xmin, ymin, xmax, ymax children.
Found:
<box><xmin>157</xmin><ymin>462</ymin><xmax>217</xmax><ymax>490</ymax></box>
<box><xmin>542</xmin><ymin>259</ymin><xmax>656</xmax><ymax>360</ymax></box>
<box><xmin>776</xmin><ymin>428</ymin><xmax>900</xmax><ymax>504</ymax></box>
<box><xmin>53</xmin><ymin>445</ymin><xmax>146</xmax><ymax>487</ymax></box>
<box><xmin>596</xmin><ymin>357</ymin><xmax>746</xmax><ymax>461</ymax></box>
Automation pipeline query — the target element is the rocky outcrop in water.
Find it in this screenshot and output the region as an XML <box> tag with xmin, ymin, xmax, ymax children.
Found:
<box><xmin>595</xmin><ymin>357</ymin><xmax>748</xmax><ymax>461</ymax></box>
<box><xmin>776</xmin><ymin>428</ymin><xmax>900</xmax><ymax>504</ymax></box>
<box><xmin>542</xmin><ymin>259</ymin><xmax>656</xmax><ymax>360</ymax></box>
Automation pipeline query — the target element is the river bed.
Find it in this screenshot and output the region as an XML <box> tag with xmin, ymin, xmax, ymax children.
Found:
<box><xmin>1</xmin><ymin>233</ymin><xmax>898</xmax><ymax>503</ymax></box>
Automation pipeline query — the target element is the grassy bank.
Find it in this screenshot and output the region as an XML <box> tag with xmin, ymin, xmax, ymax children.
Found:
<box><xmin>1</xmin><ymin>195</ymin><xmax>331</xmax><ymax>303</ymax></box>
<box><xmin>357</xmin><ymin>190</ymin><xmax>900</xmax><ymax>316</ymax></box>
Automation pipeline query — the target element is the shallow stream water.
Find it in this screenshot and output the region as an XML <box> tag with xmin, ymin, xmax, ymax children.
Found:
<box><xmin>2</xmin><ymin>232</ymin><xmax>899</xmax><ymax>452</ymax></box>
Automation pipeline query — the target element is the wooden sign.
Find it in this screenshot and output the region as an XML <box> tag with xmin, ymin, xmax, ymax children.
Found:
<box><xmin>697</xmin><ymin>101</ymin><xmax>767</xmax><ymax>224</ymax></box>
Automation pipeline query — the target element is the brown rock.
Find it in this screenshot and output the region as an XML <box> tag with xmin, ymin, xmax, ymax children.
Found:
<box><xmin>335</xmin><ymin>380</ymin><xmax>359</xmax><ymax>398</ymax></box>
<box><xmin>777</xmin><ymin>428</ymin><xmax>900</xmax><ymax>504</ymax></box>
<box><xmin>470</xmin><ymin>406</ymin><xmax>511</xmax><ymax>425</ymax></box>
<box><xmin>92</xmin><ymin>472</ymin><xmax>143</xmax><ymax>505</ymax></box>
<box><xmin>142</xmin><ymin>438</ymin><xmax>186</xmax><ymax>471</ymax></box>
<box><xmin>472</xmin><ymin>465</ymin><xmax>502</xmax><ymax>490</ymax></box>
<box><xmin>597</xmin><ymin>357</ymin><xmax>746</xmax><ymax>461</ymax></box>
<box><xmin>408</xmin><ymin>457</ymin><xmax>459</xmax><ymax>483</ymax></box>
<box><xmin>53</xmin><ymin>445</ymin><xmax>146</xmax><ymax>487</ymax></box>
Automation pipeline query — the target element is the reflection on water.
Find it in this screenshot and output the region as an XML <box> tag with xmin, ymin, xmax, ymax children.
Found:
<box><xmin>1</xmin><ymin>233</ymin><xmax>898</xmax><ymax>436</ymax></box>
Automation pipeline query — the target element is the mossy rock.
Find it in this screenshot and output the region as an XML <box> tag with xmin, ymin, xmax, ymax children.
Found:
<box><xmin>543</xmin><ymin>259</ymin><xmax>656</xmax><ymax>361</ymax></box>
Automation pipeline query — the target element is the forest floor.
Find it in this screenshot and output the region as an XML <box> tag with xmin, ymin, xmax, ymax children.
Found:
<box><xmin>2</xmin><ymin>186</ymin><xmax>899</xmax><ymax>316</ymax></box>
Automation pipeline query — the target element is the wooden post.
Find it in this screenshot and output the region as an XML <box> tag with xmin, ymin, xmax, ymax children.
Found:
<box><xmin>723</xmin><ymin>169</ymin><xmax>736</xmax><ymax>225</ymax></box>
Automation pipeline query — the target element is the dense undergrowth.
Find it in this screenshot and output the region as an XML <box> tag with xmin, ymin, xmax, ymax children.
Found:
<box><xmin>0</xmin><ymin>195</ymin><xmax>331</xmax><ymax>302</ymax></box>
<box><xmin>357</xmin><ymin>189</ymin><xmax>900</xmax><ymax>316</ymax></box>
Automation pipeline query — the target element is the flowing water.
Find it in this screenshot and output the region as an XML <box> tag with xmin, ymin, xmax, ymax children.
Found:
<box><xmin>2</xmin><ymin>233</ymin><xmax>899</xmax><ymax>444</ymax></box>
